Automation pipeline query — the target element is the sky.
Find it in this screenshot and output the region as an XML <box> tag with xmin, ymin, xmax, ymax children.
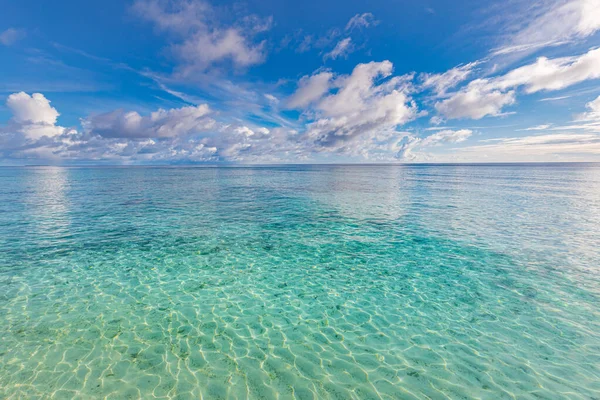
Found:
<box><xmin>1</xmin><ymin>0</ymin><xmax>600</xmax><ymax>164</ymax></box>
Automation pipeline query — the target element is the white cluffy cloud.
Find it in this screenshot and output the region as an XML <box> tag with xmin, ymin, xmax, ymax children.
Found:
<box><xmin>5</xmin><ymin>92</ymin><xmax>66</xmax><ymax>140</ymax></box>
<box><xmin>83</xmin><ymin>104</ymin><xmax>214</xmax><ymax>138</ymax></box>
<box><xmin>435</xmin><ymin>81</ymin><xmax>516</xmax><ymax>120</ymax></box>
<box><xmin>288</xmin><ymin>61</ymin><xmax>418</xmax><ymax>153</ymax></box>
<box><xmin>286</xmin><ymin>71</ymin><xmax>333</xmax><ymax>108</ymax></box>
<box><xmin>133</xmin><ymin>0</ymin><xmax>271</xmax><ymax>72</ymax></box>
<box><xmin>0</xmin><ymin>92</ymin><xmax>302</xmax><ymax>163</ymax></box>
<box><xmin>436</xmin><ymin>47</ymin><xmax>600</xmax><ymax>120</ymax></box>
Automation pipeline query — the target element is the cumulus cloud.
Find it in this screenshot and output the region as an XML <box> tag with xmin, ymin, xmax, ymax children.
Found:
<box><xmin>7</xmin><ymin>92</ymin><xmax>59</xmax><ymax>125</ymax></box>
<box><xmin>286</xmin><ymin>71</ymin><xmax>333</xmax><ymax>108</ymax></box>
<box><xmin>396</xmin><ymin>129</ymin><xmax>473</xmax><ymax>160</ymax></box>
<box><xmin>290</xmin><ymin>61</ymin><xmax>418</xmax><ymax>150</ymax></box>
<box><xmin>435</xmin><ymin>47</ymin><xmax>600</xmax><ymax>120</ymax></box>
<box><xmin>435</xmin><ymin>81</ymin><xmax>516</xmax><ymax>120</ymax></box>
<box><xmin>493</xmin><ymin>0</ymin><xmax>600</xmax><ymax>56</ymax></box>
<box><xmin>345</xmin><ymin>13</ymin><xmax>378</xmax><ymax>31</ymax></box>
<box><xmin>133</xmin><ymin>0</ymin><xmax>270</xmax><ymax>72</ymax></box>
<box><xmin>5</xmin><ymin>92</ymin><xmax>66</xmax><ymax>140</ymax></box>
<box><xmin>0</xmin><ymin>92</ymin><xmax>304</xmax><ymax>163</ymax></box>
<box><xmin>324</xmin><ymin>37</ymin><xmax>354</xmax><ymax>60</ymax></box>
<box><xmin>83</xmin><ymin>104</ymin><xmax>214</xmax><ymax>138</ymax></box>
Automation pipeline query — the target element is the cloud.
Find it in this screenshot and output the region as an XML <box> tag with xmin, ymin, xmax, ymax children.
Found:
<box><xmin>292</xmin><ymin>61</ymin><xmax>419</xmax><ymax>150</ymax></box>
<box><xmin>540</xmin><ymin>95</ymin><xmax>572</xmax><ymax>101</ymax></box>
<box><xmin>0</xmin><ymin>28</ymin><xmax>25</xmax><ymax>46</ymax></box>
<box><xmin>4</xmin><ymin>92</ymin><xmax>66</xmax><ymax>141</ymax></box>
<box><xmin>577</xmin><ymin>95</ymin><xmax>600</xmax><ymax>121</ymax></box>
<box><xmin>420</xmin><ymin>62</ymin><xmax>478</xmax><ymax>95</ymax></box>
<box><xmin>324</xmin><ymin>37</ymin><xmax>354</xmax><ymax>60</ymax></box>
<box><xmin>435</xmin><ymin>80</ymin><xmax>516</xmax><ymax>120</ymax></box>
<box><xmin>0</xmin><ymin>92</ymin><xmax>306</xmax><ymax>163</ymax></box>
<box><xmin>264</xmin><ymin>93</ymin><xmax>279</xmax><ymax>104</ymax></box>
<box><xmin>6</xmin><ymin>92</ymin><xmax>59</xmax><ymax>125</ymax></box>
<box><xmin>396</xmin><ymin>129</ymin><xmax>473</xmax><ymax>160</ymax></box>
<box><xmin>83</xmin><ymin>104</ymin><xmax>214</xmax><ymax>138</ymax></box>
<box><xmin>284</xmin><ymin>13</ymin><xmax>374</xmax><ymax>56</ymax></box>
<box><xmin>420</xmin><ymin>128</ymin><xmax>473</xmax><ymax>146</ymax></box>
<box><xmin>520</xmin><ymin>95</ymin><xmax>600</xmax><ymax>133</ymax></box>
<box><xmin>520</xmin><ymin>124</ymin><xmax>552</xmax><ymax>131</ymax></box>
<box><xmin>133</xmin><ymin>0</ymin><xmax>270</xmax><ymax>72</ymax></box>
<box><xmin>493</xmin><ymin>0</ymin><xmax>600</xmax><ymax>56</ymax></box>
<box><xmin>435</xmin><ymin>47</ymin><xmax>600</xmax><ymax>120</ymax></box>
<box><xmin>345</xmin><ymin>13</ymin><xmax>378</xmax><ymax>31</ymax></box>
<box><xmin>445</xmin><ymin>98</ymin><xmax>600</xmax><ymax>162</ymax></box>
<box><xmin>296</xmin><ymin>35</ymin><xmax>313</xmax><ymax>53</ymax></box>
<box><xmin>496</xmin><ymin>47</ymin><xmax>600</xmax><ymax>93</ymax></box>
<box><xmin>457</xmin><ymin>133</ymin><xmax>600</xmax><ymax>161</ymax></box>
<box><xmin>286</xmin><ymin>71</ymin><xmax>333</xmax><ymax>108</ymax></box>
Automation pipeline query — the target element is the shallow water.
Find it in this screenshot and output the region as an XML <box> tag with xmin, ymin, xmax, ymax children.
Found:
<box><xmin>1</xmin><ymin>164</ymin><xmax>599</xmax><ymax>399</ymax></box>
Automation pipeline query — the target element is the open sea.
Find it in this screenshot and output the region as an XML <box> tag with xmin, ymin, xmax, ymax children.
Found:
<box><xmin>0</xmin><ymin>164</ymin><xmax>599</xmax><ymax>399</ymax></box>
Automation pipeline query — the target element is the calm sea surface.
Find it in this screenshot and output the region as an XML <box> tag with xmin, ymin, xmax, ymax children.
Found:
<box><xmin>1</xmin><ymin>165</ymin><xmax>599</xmax><ymax>399</ymax></box>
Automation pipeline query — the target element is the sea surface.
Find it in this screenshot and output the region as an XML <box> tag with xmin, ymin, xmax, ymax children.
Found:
<box><xmin>0</xmin><ymin>164</ymin><xmax>599</xmax><ymax>399</ymax></box>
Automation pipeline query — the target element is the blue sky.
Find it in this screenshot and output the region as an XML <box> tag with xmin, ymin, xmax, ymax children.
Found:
<box><xmin>1</xmin><ymin>0</ymin><xmax>600</xmax><ymax>164</ymax></box>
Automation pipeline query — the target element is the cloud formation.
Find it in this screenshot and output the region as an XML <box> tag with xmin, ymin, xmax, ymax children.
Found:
<box><xmin>435</xmin><ymin>81</ymin><xmax>516</xmax><ymax>120</ymax></box>
<box><xmin>324</xmin><ymin>38</ymin><xmax>354</xmax><ymax>60</ymax></box>
<box><xmin>577</xmin><ymin>95</ymin><xmax>600</xmax><ymax>121</ymax></box>
<box><xmin>457</xmin><ymin>133</ymin><xmax>600</xmax><ymax>161</ymax></box>
<box><xmin>396</xmin><ymin>129</ymin><xmax>473</xmax><ymax>160</ymax></box>
<box><xmin>293</xmin><ymin>61</ymin><xmax>418</xmax><ymax>151</ymax></box>
<box><xmin>435</xmin><ymin>47</ymin><xmax>600</xmax><ymax>120</ymax></box>
<box><xmin>133</xmin><ymin>0</ymin><xmax>270</xmax><ymax>72</ymax></box>
<box><xmin>0</xmin><ymin>92</ymin><xmax>304</xmax><ymax>163</ymax></box>
<box><xmin>286</xmin><ymin>71</ymin><xmax>333</xmax><ymax>108</ymax></box>
<box><xmin>0</xmin><ymin>28</ymin><xmax>25</xmax><ymax>46</ymax></box>
<box><xmin>345</xmin><ymin>13</ymin><xmax>378</xmax><ymax>32</ymax></box>
<box><xmin>493</xmin><ymin>0</ymin><xmax>600</xmax><ymax>56</ymax></box>
<box><xmin>83</xmin><ymin>104</ymin><xmax>214</xmax><ymax>138</ymax></box>
<box><xmin>420</xmin><ymin>62</ymin><xmax>478</xmax><ymax>96</ymax></box>
<box><xmin>5</xmin><ymin>93</ymin><xmax>66</xmax><ymax>140</ymax></box>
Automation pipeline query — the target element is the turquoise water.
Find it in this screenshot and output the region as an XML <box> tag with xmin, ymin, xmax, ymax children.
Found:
<box><xmin>1</xmin><ymin>165</ymin><xmax>599</xmax><ymax>399</ymax></box>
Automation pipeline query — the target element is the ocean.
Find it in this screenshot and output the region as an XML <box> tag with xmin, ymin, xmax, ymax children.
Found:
<box><xmin>1</xmin><ymin>164</ymin><xmax>599</xmax><ymax>399</ymax></box>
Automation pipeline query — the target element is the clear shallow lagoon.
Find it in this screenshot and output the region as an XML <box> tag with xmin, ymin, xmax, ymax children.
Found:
<box><xmin>1</xmin><ymin>164</ymin><xmax>599</xmax><ymax>399</ymax></box>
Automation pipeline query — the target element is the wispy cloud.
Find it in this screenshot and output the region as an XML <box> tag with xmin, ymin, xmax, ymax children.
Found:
<box><xmin>345</xmin><ymin>13</ymin><xmax>378</xmax><ymax>32</ymax></box>
<box><xmin>0</xmin><ymin>28</ymin><xmax>25</xmax><ymax>46</ymax></box>
<box><xmin>397</xmin><ymin>129</ymin><xmax>473</xmax><ymax>160</ymax></box>
<box><xmin>420</xmin><ymin>62</ymin><xmax>479</xmax><ymax>96</ymax></box>
<box><xmin>539</xmin><ymin>95</ymin><xmax>572</xmax><ymax>101</ymax></box>
<box><xmin>518</xmin><ymin>124</ymin><xmax>552</xmax><ymax>131</ymax></box>
<box><xmin>323</xmin><ymin>38</ymin><xmax>354</xmax><ymax>60</ymax></box>
<box><xmin>492</xmin><ymin>0</ymin><xmax>600</xmax><ymax>57</ymax></box>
